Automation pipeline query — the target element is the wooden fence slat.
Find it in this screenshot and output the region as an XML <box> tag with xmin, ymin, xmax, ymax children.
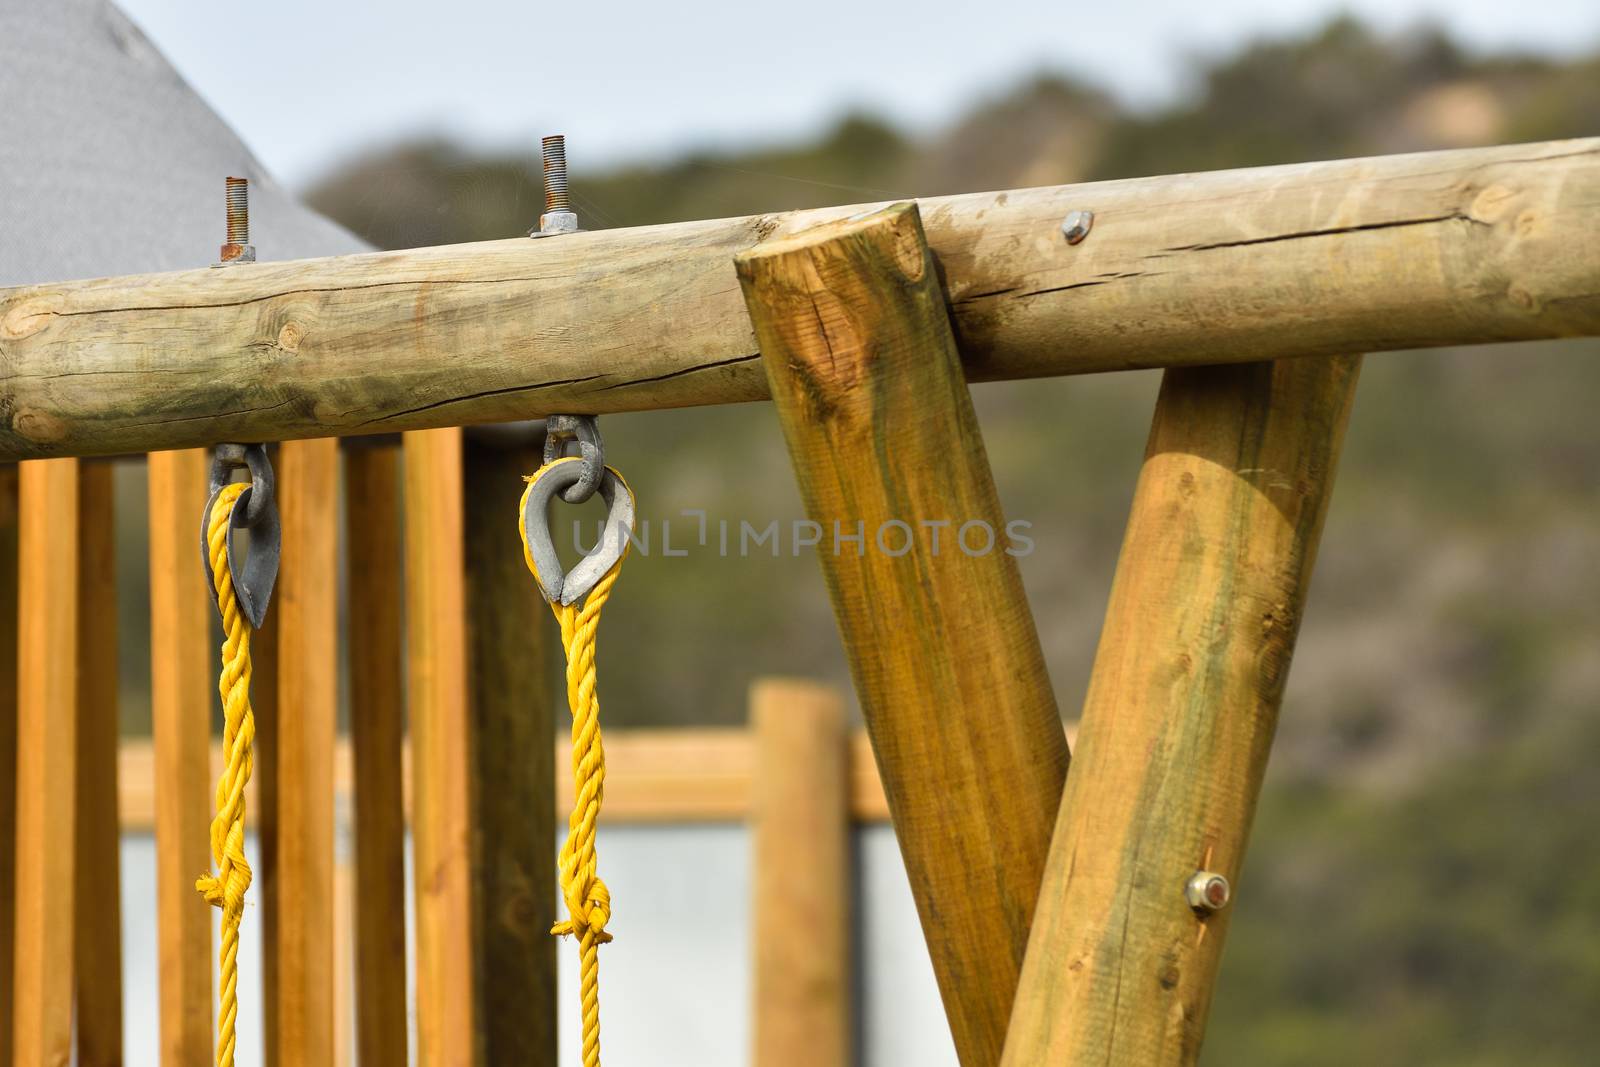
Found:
<box><xmin>147</xmin><ymin>448</ymin><xmax>215</xmax><ymax>1066</ymax></box>
<box><xmin>75</xmin><ymin>461</ymin><xmax>122</xmax><ymax>1065</ymax></box>
<box><xmin>13</xmin><ymin>459</ymin><xmax>80</xmax><ymax>1067</ymax></box>
<box><xmin>404</xmin><ymin>427</ymin><xmax>477</xmax><ymax>1067</ymax></box>
<box><xmin>737</xmin><ymin>201</ymin><xmax>1070</xmax><ymax>1067</ymax></box>
<box><xmin>751</xmin><ymin>679</ymin><xmax>849</xmax><ymax>1067</ymax></box>
<box><xmin>462</xmin><ymin>434</ymin><xmax>555</xmax><ymax>1065</ymax></box>
<box><xmin>267</xmin><ymin>438</ymin><xmax>339</xmax><ymax>1066</ymax></box>
<box><xmin>0</xmin><ymin>465</ymin><xmax>18</xmax><ymax>1067</ymax></box>
<box><xmin>343</xmin><ymin>444</ymin><xmax>409</xmax><ymax>1066</ymax></box>
<box><xmin>1000</xmin><ymin>356</ymin><xmax>1362</xmax><ymax>1066</ymax></box>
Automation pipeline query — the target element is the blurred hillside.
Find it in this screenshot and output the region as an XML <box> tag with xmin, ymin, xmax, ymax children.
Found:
<box><xmin>290</xmin><ymin>16</ymin><xmax>1600</xmax><ymax>1065</ymax></box>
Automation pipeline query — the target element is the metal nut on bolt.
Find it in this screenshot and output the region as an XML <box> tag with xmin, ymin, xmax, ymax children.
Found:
<box><xmin>1060</xmin><ymin>209</ymin><xmax>1094</xmax><ymax>245</ymax></box>
<box><xmin>1185</xmin><ymin>871</ymin><xmax>1231</xmax><ymax>913</ymax></box>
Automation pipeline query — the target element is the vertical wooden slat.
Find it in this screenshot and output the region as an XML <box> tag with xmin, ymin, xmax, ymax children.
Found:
<box><xmin>751</xmin><ymin>679</ymin><xmax>850</xmax><ymax>1067</ymax></box>
<box><xmin>1000</xmin><ymin>357</ymin><xmax>1362</xmax><ymax>1066</ymax></box>
<box><xmin>737</xmin><ymin>201</ymin><xmax>1069</xmax><ymax>1067</ymax></box>
<box><xmin>0</xmin><ymin>464</ymin><xmax>19</xmax><ymax>1067</ymax></box>
<box><xmin>461</xmin><ymin>433</ymin><xmax>556</xmax><ymax>1066</ymax></box>
<box><xmin>268</xmin><ymin>438</ymin><xmax>339</xmax><ymax>1066</ymax></box>
<box><xmin>148</xmin><ymin>449</ymin><xmax>214</xmax><ymax>1066</ymax></box>
<box><xmin>75</xmin><ymin>461</ymin><xmax>123</xmax><ymax>1065</ymax></box>
<box><xmin>343</xmin><ymin>445</ymin><xmax>409</xmax><ymax>1066</ymax></box>
<box><xmin>404</xmin><ymin>428</ymin><xmax>477</xmax><ymax>1067</ymax></box>
<box><xmin>13</xmin><ymin>459</ymin><xmax>80</xmax><ymax>1067</ymax></box>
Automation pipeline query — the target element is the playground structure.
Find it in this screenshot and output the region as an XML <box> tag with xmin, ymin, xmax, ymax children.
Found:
<box><xmin>0</xmin><ymin>132</ymin><xmax>1597</xmax><ymax>1065</ymax></box>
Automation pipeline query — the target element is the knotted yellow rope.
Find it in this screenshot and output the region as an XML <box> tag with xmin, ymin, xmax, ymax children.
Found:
<box><xmin>519</xmin><ymin>462</ymin><xmax>630</xmax><ymax>1067</ymax></box>
<box><xmin>196</xmin><ymin>481</ymin><xmax>256</xmax><ymax>1067</ymax></box>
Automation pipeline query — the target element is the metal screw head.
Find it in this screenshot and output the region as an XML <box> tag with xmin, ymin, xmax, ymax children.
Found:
<box><xmin>1061</xmin><ymin>209</ymin><xmax>1094</xmax><ymax>245</ymax></box>
<box><xmin>1185</xmin><ymin>871</ymin><xmax>1231</xmax><ymax>913</ymax></box>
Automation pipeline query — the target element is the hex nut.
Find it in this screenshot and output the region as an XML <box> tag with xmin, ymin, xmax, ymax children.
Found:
<box><xmin>1185</xmin><ymin>871</ymin><xmax>1231</xmax><ymax>913</ymax></box>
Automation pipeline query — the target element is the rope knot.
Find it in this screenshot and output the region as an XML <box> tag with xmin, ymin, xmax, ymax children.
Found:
<box><xmin>552</xmin><ymin>876</ymin><xmax>614</xmax><ymax>944</ymax></box>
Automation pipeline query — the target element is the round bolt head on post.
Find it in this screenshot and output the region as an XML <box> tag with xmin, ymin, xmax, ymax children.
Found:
<box><xmin>1185</xmin><ymin>871</ymin><xmax>1231</xmax><ymax>913</ymax></box>
<box><xmin>1060</xmin><ymin>209</ymin><xmax>1094</xmax><ymax>245</ymax></box>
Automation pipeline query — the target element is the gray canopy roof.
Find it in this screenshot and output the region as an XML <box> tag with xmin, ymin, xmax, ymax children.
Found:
<box><xmin>0</xmin><ymin>0</ymin><xmax>367</xmax><ymax>288</ymax></box>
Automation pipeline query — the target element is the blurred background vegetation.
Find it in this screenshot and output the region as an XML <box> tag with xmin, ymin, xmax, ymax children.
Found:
<box><xmin>111</xmin><ymin>15</ymin><xmax>1600</xmax><ymax>1065</ymax></box>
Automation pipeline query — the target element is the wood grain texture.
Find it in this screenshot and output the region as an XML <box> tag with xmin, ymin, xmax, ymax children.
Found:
<box><xmin>342</xmin><ymin>445</ymin><xmax>410</xmax><ymax>1067</ymax></box>
<box><xmin>738</xmin><ymin>201</ymin><xmax>1069</xmax><ymax>1067</ymax></box>
<box><xmin>1000</xmin><ymin>356</ymin><xmax>1362</xmax><ymax>1067</ymax></box>
<box><xmin>0</xmin><ymin>465</ymin><xmax>18</xmax><ymax>1067</ymax></box>
<box><xmin>3</xmin><ymin>139</ymin><xmax>1597</xmax><ymax>459</ymax></box>
<box><xmin>268</xmin><ymin>438</ymin><xmax>339</xmax><ymax>1066</ymax></box>
<box><xmin>461</xmin><ymin>435</ymin><xmax>555</xmax><ymax>1066</ymax></box>
<box><xmin>12</xmin><ymin>459</ymin><xmax>79</xmax><ymax>1067</ymax></box>
<box><xmin>75</xmin><ymin>461</ymin><xmax>122</xmax><ymax>1065</ymax></box>
<box><xmin>750</xmin><ymin>680</ymin><xmax>850</xmax><ymax>1067</ymax></box>
<box><xmin>403</xmin><ymin>428</ymin><xmax>477</xmax><ymax>1067</ymax></box>
<box><xmin>147</xmin><ymin>449</ymin><xmax>214</xmax><ymax>1066</ymax></box>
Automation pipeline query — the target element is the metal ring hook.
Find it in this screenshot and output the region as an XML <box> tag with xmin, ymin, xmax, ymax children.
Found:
<box><xmin>200</xmin><ymin>443</ymin><xmax>281</xmax><ymax>629</ymax></box>
<box><xmin>521</xmin><ymin>458</ymin><xmax>635</xmax><ymax>606</ymax></box>
<box><xmin>542</xmin><ymin>414</ymin><xmax>604</xmax><ymax>504</ymax></box>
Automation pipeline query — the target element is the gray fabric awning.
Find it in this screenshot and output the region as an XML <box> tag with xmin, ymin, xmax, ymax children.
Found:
<box><xmin>0</xmin><ymin>0</ymin><xmax>367</xmax><ymax>288</ymax></box>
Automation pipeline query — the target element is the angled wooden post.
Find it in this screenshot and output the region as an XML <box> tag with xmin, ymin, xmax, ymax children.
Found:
<box><xmin>0</xmin><ymin>465</ymin><xmax>18</xmax><ymax>1067</ymax></box>
<box><xmin>266</xmin><ymin>438</ymin><xmax>339</xmax><ymax>1066</ymax></box>
<box><xmin>1000</xmin><ymin>356</ymin><xmax>1362</xmax><ymax>1066</ymax></box>
<box><xmin>75</xmin><ymin>460</ymin><xmax>123</xmax><ymax>1066</ymax></box>
<box><xmin>461</xmin><ymin>432</ymin><xmax>556</xmax><ymax>1066</ymax></box>
<box><xmin>737</xmin><ymin>201</ymin><xmax>1070</xmax><ymax>1067</ymax></box>
<box><xmin>750</xmin><ymin>679</ymin><xmax>850</xmax><ymax>1067</ymax></box>
<box><xmin>13</xmin><ymin>459</ymin><xmax>80</xmax><ymax>1067</ymax></box>
<box><xmin>404</xmin><ymin>427</ymin><xmax>477</xmax><ymax>1067</ymax></box>
<box><xmin>343</xmin><ymin>444</ymin><xmax>410</xmax><ymax>1067</ymax></box>
<box><xmin>147</xmin><ymin>448</ymin><xmax>214</xmax><ymax>1066</ymax></box>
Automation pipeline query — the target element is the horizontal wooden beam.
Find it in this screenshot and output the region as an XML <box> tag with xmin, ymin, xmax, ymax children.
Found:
<box><xmin>2</xmin><ymin>138</ymin><xmax>1597</xmax><ymax>460</ymax></box>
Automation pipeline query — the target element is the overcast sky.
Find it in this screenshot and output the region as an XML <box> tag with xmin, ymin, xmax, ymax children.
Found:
<box><xmin>117</xmin><ymin>0</ymin><xmax>1600</xmax><ymax>189</ymax></box>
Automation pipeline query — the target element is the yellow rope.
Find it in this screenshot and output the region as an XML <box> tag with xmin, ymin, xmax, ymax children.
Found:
<box><xmin>195</xmin><ymin>482</ymin><xmax>256</xmax><ymax>1067</ymax></box>
<box><xmin>519</xmin><ymin>461</ymin><xmax>630</xmax><ymax>1067</ymax></box>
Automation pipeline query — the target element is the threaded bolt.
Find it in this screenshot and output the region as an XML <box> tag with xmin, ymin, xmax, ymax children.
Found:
<box><xmin>533</xmin><ymin>135</ymin><xmax>579</xmax><ymax>236</ymax></box>
<box><xmin>542</xmin><ymin>136</ymin><xmax>571</xmax><ymax>214</ymax></box>
<box><xmin>219</xmin><ymin>177</ymin><xmax>255</xmax><ymax>264</ymax></box>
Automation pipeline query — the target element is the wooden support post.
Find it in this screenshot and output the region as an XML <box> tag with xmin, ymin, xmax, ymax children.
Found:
<box><xmin>266</xmin><ymin>438</ymin><xmax>339</xmax><ymax>1066</ymax></box>
<box><xmin>404</xmin><ymin>427</ymin><xmax>477</xmax><ymax>1067</ymax></box>
<box><xmin>147</xmin><ymin>449</ymin><xmax>214</xmax><ymax>1066</ymax></box>
<box><xmin>343</xmin><ymin>445</ymin><xmax>409</xmax><ymax>1066</ymax></box>
<box><xmin>0</xmin><ymin>465</ymin><xmax>18</xmax><ymax>1067</ymax></box>
<box><xmin>75</xmin><ymin>461</ymin><xmax>122</xmax><ymax>1065</ymax></box>
<box><xmin>737</xmin><ymin>202</ymin><xmax>1069</xmax><ymax>1067</ymax></box>
<box><xmin>750</xmin><ymin>679</ymin><xmax>850</xmax><ymax>1067</ymax></box>
<box><xmin>461</xmin><ymin>433</ymin><xmax>555</xmax><ymax>1065</ymax></box>
<box><xmin>1000</xmin><ymin>356</ymin><xmax>1362</xmax><ymax>1066</ymax></box>
<box><xmin>13</xmin><ymin>459</ymin><xmax>79</xmax><ymax>1066</ymax></box>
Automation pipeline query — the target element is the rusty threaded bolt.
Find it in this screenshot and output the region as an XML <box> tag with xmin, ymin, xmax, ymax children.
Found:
<box><xmin>542</xmin><ymin>135</ymin><xmax>571</xmax><ymax>214</ymax></box>
<box><xmin>534</xmin><ymin>135</ymin><xmax>579</xmax><ymax>236</ymax></box>
<box><xmin>219</xmin><ymin>177</ymin><xmax>255</xmax><ymax>264</ymax></box>
<box><xmin>1185</xmin><ymin>871</ymin><xmax>1231</xmax><ymax>913</ymax></box>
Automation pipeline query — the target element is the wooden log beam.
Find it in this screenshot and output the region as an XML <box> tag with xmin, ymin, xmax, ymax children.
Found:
<box><xmin>750</xmin><ymin>680</ymin><xmax>850</xmax><ymax>1067</ymax></box>
<box><xmin>738</xmin><ymin>202</ymin><xmax>1069</xmax><ymax>1067</ymax></box>
<box><xmin>2</xmin><ymin>138</ymin><xmax>1596</xmax><ymax>460</ymax></box>
<box><xmin>461</xmin><ymin>434</ymin><xmax>556</xmax><ymax>1066</ymax></box>
<box><xmin>343</xmin><ymin>445</ymin><xmax>409</xmax><ymax>1067</ymax></box>
<box><xmin>999</xmin><ymin>356</ymin><xmax>1361</xmax><ymax>1066</ymax></box>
